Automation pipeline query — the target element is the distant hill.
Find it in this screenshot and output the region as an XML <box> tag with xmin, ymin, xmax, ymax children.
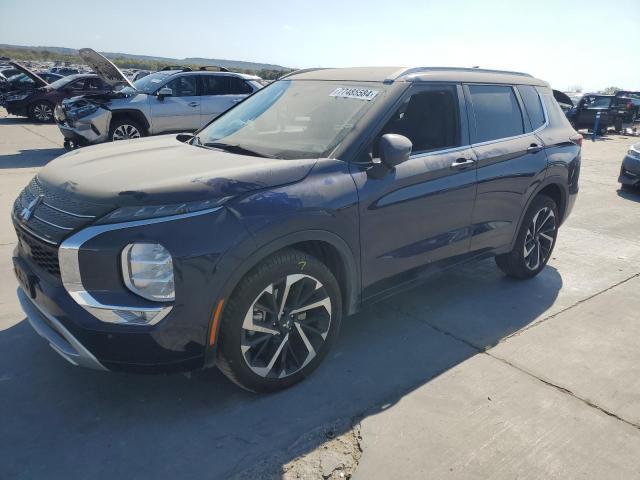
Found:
<box><xmin>0</xmin><ymin>43</ymin><xmax>291</xmax><ymax>72</ymax></box>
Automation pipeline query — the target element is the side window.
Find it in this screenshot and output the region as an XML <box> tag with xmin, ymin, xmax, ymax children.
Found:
<box><xmin>164</xmin><ymin>76</ymin><xmax>197</xmax><ymax>97</ymax></box>
<box><xmin>373</xmin><ymin>85</ymin><xmax>459</xmax><ymax>157</ymax></box>
<box><xmin>228</xmin><ymin>77</ymin><xmax>253</xmax><ymax>94</ymax></box>
<box><xmin>85</xmin><ymin>77</ymin><xmax>105</xmax><ymax>90</ymax></box>
<box><xmin>468</xmin><ymin>85</ymin><xmax>524</xmax><ymax>143</ymax></box>
<box><xmin>201</xmin><ymin>75</ymin><xmax>229</xmax><ymax>95</ymax></box>
<box><xmin>517</xmin><ymin>85</ymin><xmax>546</xmax><ymax>130</ymax></box>
<box><xmin>68</xmin><ymin>79</ymin><xmax>85</xmax><ymax>90</ymax></box>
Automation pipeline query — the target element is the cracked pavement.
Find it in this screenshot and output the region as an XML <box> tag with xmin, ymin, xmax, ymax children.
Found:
<box><xmin>1</xmin><ymin>110</ymin><xmax>639</xmax><ymax>479</ymax></box>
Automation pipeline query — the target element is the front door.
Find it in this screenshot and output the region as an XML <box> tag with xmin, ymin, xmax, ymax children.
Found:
<box><xmin>150</xmin><ymin>75</ymin><xmax>200</xmax><ymax>132</ymax></box>
<box><xmin>351</xmin><ymin>84</ymin><xmax>477</xmax><ymax>300</ymax></box>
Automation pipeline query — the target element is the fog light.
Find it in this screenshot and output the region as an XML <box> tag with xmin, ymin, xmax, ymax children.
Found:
<box><xmin>121</xmin><ymin>243</ymin><xmax>175</xmax><ymax>302</ymax></box>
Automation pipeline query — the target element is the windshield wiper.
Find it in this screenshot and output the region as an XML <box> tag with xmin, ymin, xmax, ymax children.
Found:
<box><xmin>203</xmin><ymin>142</ymin><xmax>275</xmax><ymax>158</ymax></box>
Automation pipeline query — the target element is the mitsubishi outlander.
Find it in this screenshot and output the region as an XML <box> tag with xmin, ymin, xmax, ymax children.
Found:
<box><xmin>12</xmin><ymin>66</ymin><xmax>581</xmax><ymax>392</ymax></box>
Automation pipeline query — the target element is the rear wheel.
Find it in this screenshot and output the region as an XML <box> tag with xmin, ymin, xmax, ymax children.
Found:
<box><xmin>495</xmin><ymin>195</ymin><xmax>559</xmax><ymax>279</ymax></box>
<box><xmin>109</xmin><ymin>118</ymin><xmax>144</xmax><ymax>141</ymax></box>
<box><xmin>29</xmin><ymin>101</ymin><xmax>54</xmax><ymax>122</ymax></box>
<box><xmin>217</xmin><ymin>249</ymin><xmax>341</xmax><ymax>392</ymax></box>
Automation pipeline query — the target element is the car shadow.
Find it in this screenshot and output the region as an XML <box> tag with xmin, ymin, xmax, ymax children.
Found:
<box><xmin>0</xmin><ymin>148</ymin><xmax>64</xmax><ymax>169</ymax></box>
<box><xmin>617</xmin><ymin>187</ymin><xmax>640</xmax><ymax>202</ymax></box>
<box><xmin>0</xmin><ymin>260</ymin><xmax>562</xmax><ymax>479</ymax></box>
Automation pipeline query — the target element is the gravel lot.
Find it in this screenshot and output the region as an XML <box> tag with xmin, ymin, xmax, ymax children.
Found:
<box><xmin>1</xmin><ymin>109</ymin><xmax>639</xmax><ymax>479</ymax></box>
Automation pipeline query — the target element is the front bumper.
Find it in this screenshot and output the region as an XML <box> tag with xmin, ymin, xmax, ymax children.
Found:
<box><xmin>619</xmin><ymin>154</ymin><xmax>640</xmax><ymax>186</ymax></box>
<box><xmin>55</xmin><ymin>105</ymin><xmax>111</xmax><ymax>146</ymax></box>
<box><xmin>17</xmin><ymin>287</ymin><xmax>107</xmax><ymax>370</ymax></box>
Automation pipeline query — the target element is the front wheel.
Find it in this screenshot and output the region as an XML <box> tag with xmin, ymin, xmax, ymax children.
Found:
<box><xmin>109</xmin><ymin>118</ymin><xmax>144</xmax><ymax>141</ymax></box>
<box><xmin>217</xmin><ymin>249</ymin><xmax>342</xmax><ymax>392</ymax></box>
<box><xmin>495</xmin><ymin>195</ymin><xmax>559</xmax><ymax>279</ymax></box>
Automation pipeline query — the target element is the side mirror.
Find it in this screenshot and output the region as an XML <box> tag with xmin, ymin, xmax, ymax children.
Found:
<box><xmin>176</xmin><ymin>132</ymin><xmax>194</xmax><ymax>143</ymax></box>
<box><xmin>379</xmin><ymin>134</ymin><xmax>412</xmax><ymax>168</ymax></box>
<box><xmin>157</xmin><ymin>87</ymin><xmax>172</xmax><ymax>100</ymax></box>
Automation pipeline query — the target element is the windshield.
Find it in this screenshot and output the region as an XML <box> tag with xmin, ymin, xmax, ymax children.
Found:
<box><xmin>196</xmin><ymin>80</ymin><xmax>384</xmax><ymax>160</ymax></box>
<box><xmin>127</xmin><ymin>71</ymin><xmax>175</xmax><ymax>94</ymax></box>
<box><xmin>7</xmin><ymin>73</ymin><xmax>33</xmax><ymax>85</ymax></box>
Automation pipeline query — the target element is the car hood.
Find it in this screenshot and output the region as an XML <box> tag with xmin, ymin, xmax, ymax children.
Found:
<box><xmin>553</xmin><ymin>90</ymin><xmax>573</xmax><ymax>107</ymax></box>
<box><xmin>37</xmin><ymin>135</ymin><xmax>318</xmax><ymax>207</ymax></box>
<box><xmin>79</xmin><ymin>48</ymin><xmax>134</xmax><ymax>89</ymax></box>
<box><xmin>9</xmin><ymin>61</ymin><xmax>47</xmax><ymax>87</ymax></box>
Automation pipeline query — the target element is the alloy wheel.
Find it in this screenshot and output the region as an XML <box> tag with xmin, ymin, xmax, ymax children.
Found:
<box><xmin>523</xmin><ymin>206</ymin><xmax>556</xmax><ymax>270</ymax></box>
<box><xmin>112</xmin><ymin>124</ymin><xmax>141</xmax><ymax>141</ymax></box>
<box><xmin>33</xmin><ymin>103</ymin><xmax>52</xmax><ymax>122</ymax></box>
<box><xmin>241</xmin><ymin>274</ymin><xmax>332</xmax><ymax>379</ymax></box>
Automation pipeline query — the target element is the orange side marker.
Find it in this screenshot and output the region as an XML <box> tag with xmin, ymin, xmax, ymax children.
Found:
<box><xmin>208</xmin><ymin>299</ymin><xmax>225</xmax><ymax>346</ymax></box>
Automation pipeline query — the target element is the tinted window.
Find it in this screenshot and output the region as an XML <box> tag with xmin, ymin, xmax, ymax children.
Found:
<box><xmin>469</xmin><ymin>85</ymin><xmax>524</xmax><ymax>143</ymax></box>
<box><xmin>201</xmin><ymin>75</ymin><xmax>228</xmax><ymax>95</ymax></box>
<box><xmin>374</xmin><ymin>86</ymin><xmax>459</xmax><ymax>156</ymax></box>
<box><xmin>85</xmin><ymin>77</ymin><xmax>106</xmax><ymax>90</ymax></box>
<box><xmin>517</xmin><ymin>85</ymin><xmax>545</xmax><ymax>130</ymax></box>
<box><xmin>229</xmin><ymin>77</ymin><xmax>253</xmax><ymax>94</ymax></box>
<box><xmin>165</xmin><ymin>76</ymin><xmax>197</xmax><ymax>96</ymax></box>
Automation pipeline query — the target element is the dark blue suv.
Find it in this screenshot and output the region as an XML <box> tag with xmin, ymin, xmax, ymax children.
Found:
<box><xmin>12</xmin><ymin>67</ymin><xmax>581</xmax><ymax>392</ymax></box>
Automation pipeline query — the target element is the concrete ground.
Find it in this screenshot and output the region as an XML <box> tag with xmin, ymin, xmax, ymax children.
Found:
<box><xmin>0</xmin><ymin>109</ymin><xmax>639</xmax><ymax>479</ymax></box>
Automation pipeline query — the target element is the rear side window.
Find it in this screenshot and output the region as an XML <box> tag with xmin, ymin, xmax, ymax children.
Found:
<box><xmin>517</xmin><ymin>85</ymin><xmax>546</xmax><ymax>130</ymax></box>
<box><xmin>468</xmin><ymin>85</ymin><xmax>524</xmax><ymax>143</ymax></box>
<box><xmin>201</xmin><ymin>75</ymin><xmax>253</xmax><ymax>95</ymax></box>
<box><xmin>373</xmin><ymin>85</ymin><xmax>460</xmax><ymax>156</ymax></box>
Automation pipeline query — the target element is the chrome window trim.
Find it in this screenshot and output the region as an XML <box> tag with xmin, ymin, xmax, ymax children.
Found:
<box><xmin>410</xmin><ymin>144</ymin><xmax>471</xmax><ymax>159</ymax></box>
<box><xmin>59</xmin><ymin>207</ymin><xmax>221</xmax><ymax>326</ymax></box>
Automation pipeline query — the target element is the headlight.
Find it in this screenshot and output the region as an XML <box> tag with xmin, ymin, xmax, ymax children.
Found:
<box><xmin>6</xmin><ymin>93</ymin><xmax>29</xmax><ymax>102</ymax></box>
<box><xmin>70</xmin><ymin>103</ymin><xmax>98</xmax><ymax>119</ymax></box>
<box><xmin>97</xmin><ymin>198</ymin><xmax>224</xmax><ymax>224</ymax></box>
<box><xmin>121</xmin><ymin>243</ymin><xmax>175</xmax><ymax>302</ymax></box>
<box><xmin>628</xmin><ymin>147</ymin><xmax>640</xmax><ymax>160</ymax></box>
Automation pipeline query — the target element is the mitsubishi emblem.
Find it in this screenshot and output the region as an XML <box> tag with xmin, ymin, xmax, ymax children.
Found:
<box><xmin>20</xmin><ymin>195</ymin><xmax>43</xmax><ymax>222</ymax></box>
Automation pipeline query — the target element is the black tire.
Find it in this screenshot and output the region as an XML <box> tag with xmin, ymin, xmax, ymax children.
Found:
<box><xmin>217</xmin><ymin>249</ymin><xmax>342</xmax><ymax>393</ymax></box>
<box><xmin>495</xmin><ymin>195</ymin><xmax>559</xmax><ymax>279</ymax></box>
<box><xmin>109</xmin><ymin>117</ymin><xmax>145</xmax><ymax>141</ymax></box>
<box><xmin>29</xmin><ymin>100</ymin><xmax>54</xmax><ymax>122</ymax></box>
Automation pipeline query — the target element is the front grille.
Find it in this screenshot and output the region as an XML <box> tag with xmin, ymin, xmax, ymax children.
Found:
<box><xmin>17</xmin><ymin>229</ymin><xmax>61</xmax><ymax>277</ymax></box>
<box><xmin>13</xmin><ymin>176</ymin><xmax>114</xmax><ymax>245</ymax></box>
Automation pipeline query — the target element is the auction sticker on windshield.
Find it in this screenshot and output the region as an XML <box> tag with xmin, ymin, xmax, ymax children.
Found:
<box><xmin>330</xmin><ymin>87</ymin><xmax>379</xmax><ymax>101</ymax></box>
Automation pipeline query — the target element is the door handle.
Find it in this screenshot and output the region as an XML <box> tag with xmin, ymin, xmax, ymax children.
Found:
<box><xmin>527</xmin><ymin>143</ymin><xmax>543</xmax><ymax>153</ymax></box>
<box><xmin>188</xmin><ymin>102</ymin><xmax>199</xmax><ymax>107</ymax></box>
<box><xmin>450</xmin><ymin>157</ymin><xmax>476</xmax><ymax>169</ymax></box>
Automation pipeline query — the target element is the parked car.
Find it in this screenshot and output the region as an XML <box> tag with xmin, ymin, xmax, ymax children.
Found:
<box><xmin>132</xmin><ymin>70</ymin><xmax>151</xmax><ymax>82</ymax></box>
<box><xmin>619</xmin><ymin>142</ymin><xmax>640</xmax><ymax>190</ymax></box>
<box><xmin>613</xmin><ymin>91</ymin><xmax>640</xmax><ymax>123</ymax></box>
<box><xmin>565</xmin><ymin>94</ymin><xmax>625</xmax><ymax>133</ymax></box>
<box><xmin>0</xmin><ymin>66</ymin><xmax>21</xmax><ymax>80</ymax></box>
<box><xmin>4</xmin><ymin>64</ymin><xmax>112</xmax><ymax>122</ymax></box>
<box><xmin>55</xmin><ymin>48</ymin><xmax>263</xmax><ymax>149</ymax></box>
<box><xmin>12</xmin><ymin>66</ymin><xmax>581</xmax><ymax>391</ymax></box>
<box><xmin>0</xmin><ymin>69</ymin><xmax>62</xmax><ymax>93</ymax></box>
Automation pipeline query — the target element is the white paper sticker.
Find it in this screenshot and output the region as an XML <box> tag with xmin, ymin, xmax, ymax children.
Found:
<box><xmin>330</xmin><ymin>87</ymin><xmax>379</xmax><ymax>101</ymax></box>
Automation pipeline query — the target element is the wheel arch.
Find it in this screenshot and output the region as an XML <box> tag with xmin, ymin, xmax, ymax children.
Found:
<box><xmin>509</xmin><ymin>178</ymin><xmax>568</xmax><ymax>251</ymax></box>
<box><xmin>110</xmin><ymin>109</ymin><xmax>150</xmax><ymax>132</ymax></box>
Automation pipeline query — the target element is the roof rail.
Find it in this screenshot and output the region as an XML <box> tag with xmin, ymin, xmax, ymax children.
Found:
<box><xmin>387</xmin><ymin>66</ymin><xmax>534</xmax><ymax>83</ymax></box>
<box><xmin>160</xmin><ymin>65</ymin><xmax>192</xmax><ymax>72</ymax></box>
<box><xmin>278</xmin><ymin>68</ymin><xmax>330</xmax><ymax>80</ymax></box>
<box><xmin>198</xmin><ymin>65</ymin><xmax>230</xmax><ymax>72</ymax></box>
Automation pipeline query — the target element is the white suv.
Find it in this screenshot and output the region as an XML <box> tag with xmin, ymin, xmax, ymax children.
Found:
<box><xmin>55</xmin><ymin>49</ymin><xmax>262</xmax><ymax>149</ymax></box>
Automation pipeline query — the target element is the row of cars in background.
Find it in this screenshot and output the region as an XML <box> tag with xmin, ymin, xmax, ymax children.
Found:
<box><xmin>0</xmin><ymin>49</ymin><xmax>264</xmax><ymax>149</ymax></box>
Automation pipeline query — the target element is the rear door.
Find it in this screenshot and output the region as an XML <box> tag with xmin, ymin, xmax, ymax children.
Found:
<box><xmin>199</xmin><ymin>75</ymin><xmax>253</xmax><ymax>125</ymax></box>
<box><xmin>352</xmin><ymin>83</ymin><xmax>477</xmax><ymax>299</ymax></box>
<box><xmin>149</xmin><ymin>74</ymin><xmax>200</xmax><ymax>132</ymax></box>
<box><xmin>465</xmin><ymin>83</ymin><xmax>548</xmax><ymax>252</ymax></box>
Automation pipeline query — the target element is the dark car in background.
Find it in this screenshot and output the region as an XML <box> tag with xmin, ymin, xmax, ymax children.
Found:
<box><xmin>619</xmin><ymin>142</ymin><xmax>640</xmax><ymax>190</ymax></box>
<box><xmin>614</xmin><ymin>91</ymin><xmax>640</xmax><ymax>123</ymax></box>
<box><xmin>565</xmin><ymin>94</ymin><xmax>625</xmax><ymax>133</ymax></box>
<box><xmin>4</xmin><ymin>68</ymin><xmax>111</xmax><ymax>122</ymax></box>
<box><xmin>12</xmin><ymin>66</ymin><xmax>580</xmax><ymax>392</ymax></box>
<box><xmin>0</xmin><ymin>70</ymin><xmax>62</xmax><ymax>94</ymax></box>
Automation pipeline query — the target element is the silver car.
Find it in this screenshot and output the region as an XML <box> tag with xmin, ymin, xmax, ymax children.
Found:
<box><xmin>55</xmin><ymin>48</ymin><xmax>262</xmax><ymax>149</ymax></box>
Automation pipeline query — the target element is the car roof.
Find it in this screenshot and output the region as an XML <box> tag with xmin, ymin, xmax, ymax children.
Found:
<box><xmin>179</xmin><ymin>71</ymin><xmax>261</xmax><ymax>81</ymax></box>
<box><xmin>283</xmin><ymin>66</ymin><xmax>548</xmax><ymax>86</ymax></box>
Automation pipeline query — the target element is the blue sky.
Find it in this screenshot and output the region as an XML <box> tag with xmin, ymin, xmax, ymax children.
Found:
<box><xmin>1</xmin><ymin>0</ymin><xmax>638</xmax><ymax>91</ymax></box>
